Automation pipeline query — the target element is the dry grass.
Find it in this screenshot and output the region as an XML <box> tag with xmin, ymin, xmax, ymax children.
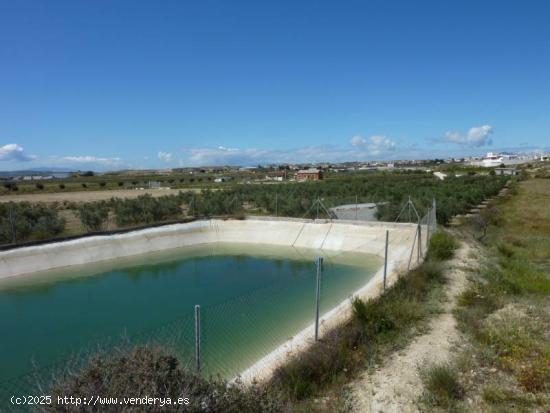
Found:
<box><xmin>454</xmin><ymin>178</ymin><xmax>550</xmax><ymax>411</ymax></box>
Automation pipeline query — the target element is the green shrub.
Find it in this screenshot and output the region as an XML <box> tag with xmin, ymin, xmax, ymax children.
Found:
<box><xmin>428</xmin><ymin>231</ymin><xmax>458</xmax><ymax>260</ymax></box>
<box><xmin>3</xmin><ymin>182</ymin><xmax>18</xmax><ymax>191</ymax></box>
<box><xmin>113</xmin><ymin>194</ymin><xmax>182</xmax><ymax>226</ymax></box>
<box><xmin>44</xmin><ymin>346</ymin><xmax>284</xmax><ymax>412</ymax></box>
<box><xmin>77</xmin><ymin>202</ymin><xmax>110</xmax><ymax>232</ymax></box>
<box><xmin>496</xmin><ymin>242</ymin><xmax>514</xmax><ymax>257</ymax></box>
<box><xmin>0</xmin><ymin>202</ymin><xmax>65</xmax><ymax>243</ymax></box>
<box><xmin>420</xmin><ymin>362</ymin><xmax>463</xmax><ymax>408</ymax></box>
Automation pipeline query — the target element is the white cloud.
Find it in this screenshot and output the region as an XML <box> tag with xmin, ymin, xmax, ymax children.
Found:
<box><xmin>0</xmin><ymin>143</ymin><xmax>36</xmax><ymax>162</ymax></box>
<box><xmin>186</xmin><ymin>146</ymin><xmax>270</xmax><ymax>165</ymax></box>
<box><xmin>350</xmin><ymin>135</ymin><xmax>367</xmax><ymax>147</ymax></box>
<box><xmin>350</xmin><ymin>135</ymin><xmax>396</xmax><ymax>154</ymax></box>
<box><xmin>60</xmin><ymin>155</ymin><xmax>122</xmax><ymax>165</ymax></box>
<box><xmin>157</xmin><ymin>151</ymin><xmax>173</xmax><ymax>163</ymax></box>
<box><xmin>182</xmin><ymin>137</ymin><xmax>398</xmax><ymax>166</ymax></box>
<box><xmin>444</xmin><ymin>125</ymin><xmax>493</xmax><ymax>147</ymax></box>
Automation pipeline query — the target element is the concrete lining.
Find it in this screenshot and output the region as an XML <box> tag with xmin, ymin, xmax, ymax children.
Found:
<box><xmin>0</xmin><ymin>217</ymin><xmax>427</xmax><ymax>383</ymax></box>
<box><xmin>0</xmin><ymin>218</ymin><xmax>421</xmax><ymax>279</ymax></box>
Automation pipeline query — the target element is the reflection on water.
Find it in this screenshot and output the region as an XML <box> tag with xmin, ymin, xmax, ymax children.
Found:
<box><xmin>0</xmin><ymin>243</ymin><xmax>382</xmax><ymax>381</ymax></box>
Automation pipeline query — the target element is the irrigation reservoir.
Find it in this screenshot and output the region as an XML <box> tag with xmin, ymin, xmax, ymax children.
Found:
<box><xmin>0</xmin><ymin>218</ymin><xmax>420</xmax><ymax>386</ymax></box>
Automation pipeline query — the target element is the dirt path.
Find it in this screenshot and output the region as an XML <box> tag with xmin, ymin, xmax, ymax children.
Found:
<box><xmin>349</xmin><ymin>236</ymin><xmax>472</xmax><ymax>412</ymax></box>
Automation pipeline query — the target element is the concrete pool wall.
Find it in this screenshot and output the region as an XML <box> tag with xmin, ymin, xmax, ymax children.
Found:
<box><xmin>0</xmin><ymin>217</ymin><xmax>424</xmax><ymax>280</ymax></box>
<box><xmin>0</xmin><ymin>217</ymin><xmax>428</xmax><ymax>382</ymax></box>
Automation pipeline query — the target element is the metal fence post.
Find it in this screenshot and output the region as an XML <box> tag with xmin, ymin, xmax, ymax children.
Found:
<box><xmin>426</xmin><ymin>208</ymin><xmax>433</xmax><ymax>240</ymax></box>
<box><xmin>417</xmin><ymin>223</ymin><xmax>421</xmax><ymax>262</ymax></box>
<box><xmin>315</xmin><ymin>256</ymin><xmax>323</xmax><ymax>341</ymax></box>
<box><xmin>408</xmin><ymin>225</ymin><xmax>417</xmax><ymax>270</ymax></box>
<box><xmin>432</xmin><ymin>198</ymin><xmax>437</xmax><ymax>233</ymax></box>
<box><xmin>355</xmin><ymin>194</ymin><xmax>358</xmax><ymax>220</ymax></box>
<box><xmin>275</xmin><ymin>192</ymin><xmax>278</xmax><ymax>217</ymax></box>
<box><xmin>383</xmin><ymin>230</ymin><xmax>389</xmax><ymax>291</ymax></box>
<box><xmin>194</xmin><ymin>304</ymin><xmax>201</xmax><ymax>373</ymax></box>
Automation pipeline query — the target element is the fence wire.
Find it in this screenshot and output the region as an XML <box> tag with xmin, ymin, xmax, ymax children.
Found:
<box><xmin>0</xmin><ymin>197</ymin><xmax>439</xmax><ymax>406</ymax></box>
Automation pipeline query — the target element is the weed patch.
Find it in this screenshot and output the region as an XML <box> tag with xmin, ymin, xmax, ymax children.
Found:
<box><xmin>427</xmin><ymin>231</ymin><xmax>458</xmax><ymax>260</ymax></box>
<box><xmin>420</xmin><ymin>362</ymin><xmax>463</xmax><ymax>409</ymax></box>
<box><xmin>270</xmin><ymin>260</ymin><xmax>445</xmax><ymax>401</ymax></box>
<box><xmin>44</xmin><ymin>346</ymin><xmax>285</xmax><ymax>412</ymax></box>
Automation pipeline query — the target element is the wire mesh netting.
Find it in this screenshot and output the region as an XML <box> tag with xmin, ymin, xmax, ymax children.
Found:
<box><xmin>0</xmin><ymin>196</ymin><xmax>438</xmax><ymax>406</ymax></box>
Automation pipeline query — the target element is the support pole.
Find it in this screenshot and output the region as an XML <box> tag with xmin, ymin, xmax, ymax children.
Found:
<box><xmin>275</xmin><ymin>192</ymin><xmax>278</xmax><ymax>217</ymax></box>
<box><xmin>383</xmin><ymin>230</ymin><xmax>389</xmax><ymax>291</ymax></box>
<box><xmin>194</xmin><ymin>304</ymin><xmax>201</xmax><ymax>373</ymax></box>
<box><xmin>418</xmin><ymin>223</ymin><xmax>422</xmax><ymax>260</ymax></box>
<box><xmin>355</xmin><ymin>194</ymin><xmax>358</xmax><ymax>221</ymax></box>
<box><xmin>408</xmin><ymin>226</ymin><xmax>417</xmax><ymax>270</ymax></box>
<box><xmin>426</xmin><ymin>208</ymin><xmax>432</xmax><ymax>240</ymax></box>
<box><xmin>432</xmin><ymin>197</ymin><xmax>437</xmax><ymax>233</ymax></box>
<box><xmin>315</xmin><ymin>256</ymin><xmax>323</xmax><ymax>341</ymax></box>
<box><xmin>316</xmin><ymin>197</ymin><xmax>320</xmax><ymax>220</ymax></box>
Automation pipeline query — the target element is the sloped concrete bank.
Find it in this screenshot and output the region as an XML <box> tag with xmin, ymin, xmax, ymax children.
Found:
<box><xmin>0</xmin><ymin>217</ymin><xmax>426</xmax><ymax>382</ymax></box>
<box><xmin>0</xmin><ymin>217</ymin><xmax>421</xmax><ymax>280</ymax></box>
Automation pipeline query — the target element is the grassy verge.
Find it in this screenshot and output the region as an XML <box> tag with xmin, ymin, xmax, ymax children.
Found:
<box><xmin>268</xmin><ymin>231</ymin><xmax>457</xmax><ymax>412</ymax></box>
<box><xmin>450</xmin><ymin>178</ymin><xmax>550</xmax><ymax>412</ymax></box>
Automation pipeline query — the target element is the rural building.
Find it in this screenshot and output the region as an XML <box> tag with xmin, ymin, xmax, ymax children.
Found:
<box><xmin>296</xmin><ymin>169</ymin><xmax>323</xmax><ymax>181</ymax></box>
<box><xmin>214</xmin><ymin>176</ymin><xmax>233</xmax><ymax>183</ymax></box>
<box><xmin>494</xmin><ymin>167</ymin><xmax>518</xmax><ymax>176</ymax></box>
<box><xmin>266</xmin><ymin>171</ymin><xmax>286</xmax><ymax>181</ymax></box>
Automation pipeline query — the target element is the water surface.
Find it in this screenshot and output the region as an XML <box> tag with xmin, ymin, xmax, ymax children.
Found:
<box><xmin>0</xmin><ymin>243</ymin><xmax>381</xmax><ymax>383</ymax></box>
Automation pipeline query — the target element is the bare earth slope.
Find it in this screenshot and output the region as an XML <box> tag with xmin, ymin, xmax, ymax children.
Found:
<box><xmin>349</xmin><ymin>236</ymin><xmax>471</xmax><ymax>412</ymax></box>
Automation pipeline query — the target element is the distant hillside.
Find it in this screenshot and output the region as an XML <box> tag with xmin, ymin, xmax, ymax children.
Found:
<box><xmin>0</xmin><ymin>168</ymin><xmax>75</xmax><ymax>178</ymax></box>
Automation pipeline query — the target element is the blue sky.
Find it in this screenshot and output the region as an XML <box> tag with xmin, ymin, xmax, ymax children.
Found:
<box><xmin>0</xmin><ymin>0</ymin><xmax>549</xmax><ymax>170</ymax></box>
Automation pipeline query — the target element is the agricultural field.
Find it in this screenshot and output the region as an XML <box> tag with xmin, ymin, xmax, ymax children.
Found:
<box><xmin>0</xmin><ymin>171</ymin><xmax>510</xmax><ymax>247</ymax></box>
<box><xmin>0</xmin><ymin>172</ymin><xmax>227</xmax><ymax>196</ymax></box>
<box><xmin>0</xmin><ymin>188</ymin><xmax>193</xmax><ymax>204</ymax></box>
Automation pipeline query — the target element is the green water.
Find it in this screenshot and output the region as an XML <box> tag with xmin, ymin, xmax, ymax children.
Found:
<box><xmin>0</xmin><ymin>243</ymin><xmax>381</xmax><ymax>385</ymax></box>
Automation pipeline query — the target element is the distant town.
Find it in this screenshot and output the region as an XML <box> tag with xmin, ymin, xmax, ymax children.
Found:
<box><xmin>1</xmin><ymin>150</ymin><xmax>548</xmax><ymax>184</ymax></box>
